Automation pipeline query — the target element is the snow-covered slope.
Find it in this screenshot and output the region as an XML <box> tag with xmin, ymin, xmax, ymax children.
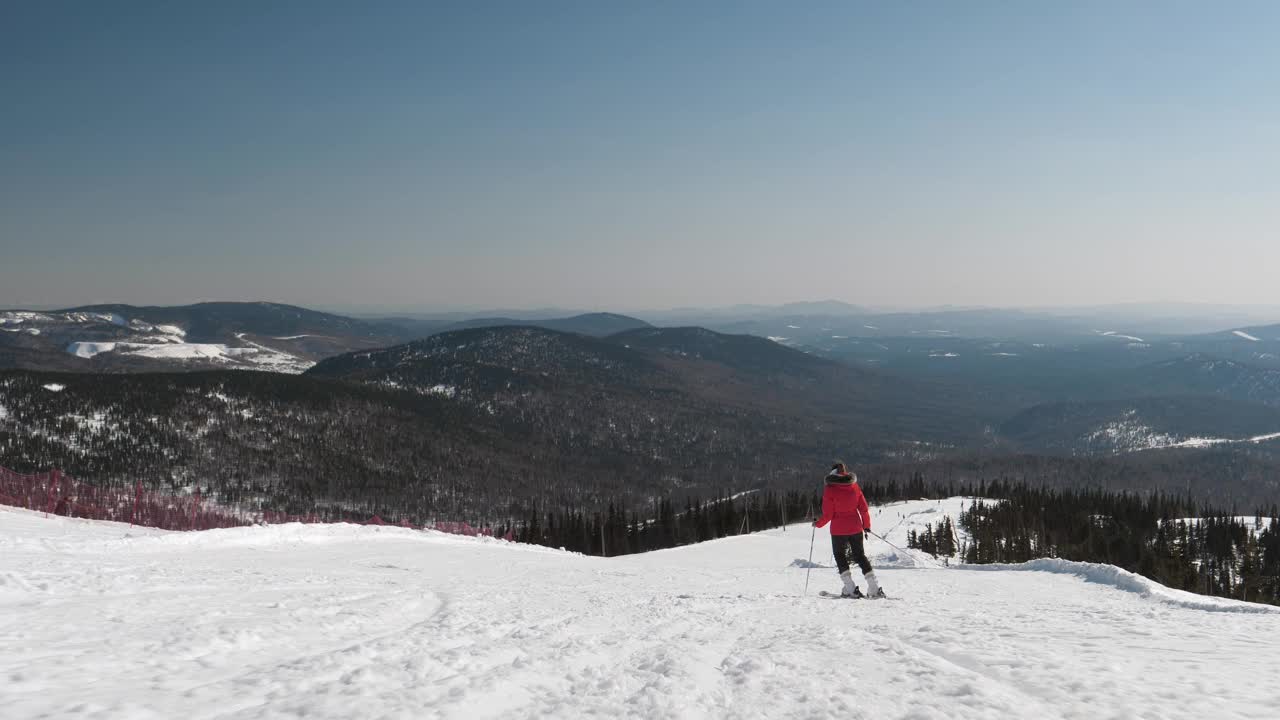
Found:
<box><xmin>3</xmin><ymin>500</ymin><xmax>1278</xmax><ymax>720</ymax></box>
<box><xmin>65</xmin><ymin>339</ymin><xmax>311</xmax><ymax>372</ymax></box>
<box><xmin>1</xmin><ymin>309</ymin><xmax>315</xmax><ymax>373</ymax></box>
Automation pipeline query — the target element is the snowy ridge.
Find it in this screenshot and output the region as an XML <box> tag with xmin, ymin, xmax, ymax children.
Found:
<box><xmin>65</xmin><ymin>337</ymin><xmax>312</xmax><ymax>373</ymax></box>
<box><xmin>957</xmin><ymin>558</ymin><xmax>1280</xmax><ymax>614</ymax></box>
<box><xmin>4</xmin><ymin>500</ymin><xmax>1280</xmax><ymax>719</ymax></box>
<box><xmin>1157</xmin><ymin>430</ymin><xmax>1280</xmax><ymax>450</ymax></box>
<box><xmin>1079</xmin><ymin>409</ymin><xmax>1280</xmax><ymax>454</ymax></box>
<box><xmin>1</xmin><ymin>309</ymin><xmax>313</xmax><ymax>373</ymax></box>
<box><xmin>1082</xmin><ymin>411</ymin><xmax>1181</xmax><ymax>453</ymax></box>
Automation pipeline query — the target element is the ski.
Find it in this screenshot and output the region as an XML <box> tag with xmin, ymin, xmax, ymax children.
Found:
<box><xmin>818</xmin><ymin>589</ymin><xmax>890</xmax><ymax>600</ymax></box>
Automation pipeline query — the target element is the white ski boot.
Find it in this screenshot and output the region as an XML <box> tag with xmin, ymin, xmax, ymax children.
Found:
<box><xmin>839</xmin><ymin>570</ymin><xmax>863</xmax><ymax>598</ymax></box>
<box><xmin>863</xmin><ymin>570</ymin><xmax>886</xmax><ymax>599</ymax></box>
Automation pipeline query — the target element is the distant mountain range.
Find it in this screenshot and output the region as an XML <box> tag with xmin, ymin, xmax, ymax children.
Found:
<box><xmin>0</xmin><ymin>303</ymin><xmax>653</xmax><ymax>374</ymax></box>
<box><xmin>437</xmin><ymin>312</ymin><xmax>652</xmax><ymax>337</ymax></box>
<box><xmin>6</xmin><ymin>300</ymin><xmax>1280</xmax><ymax>515</ymax></box>
<box><xmin>0</xmin><ymin>302</ymin><xmax>413</xmax><ymax>373</ymax></box>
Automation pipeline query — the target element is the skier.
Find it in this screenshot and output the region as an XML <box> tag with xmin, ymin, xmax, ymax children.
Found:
<box><xmin>814</xmin><ymin>462</ymin><xmax>884</xmax><ymax>598</ymax></box>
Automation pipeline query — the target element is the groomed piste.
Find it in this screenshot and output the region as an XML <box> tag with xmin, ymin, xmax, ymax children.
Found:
<box><xmin>3</xmin><ymin>498</ymin><xmax>1278</xmax><ymax>719</ymax></box>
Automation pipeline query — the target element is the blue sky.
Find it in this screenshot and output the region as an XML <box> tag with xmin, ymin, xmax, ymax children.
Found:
<box><xmin>3</xmin><ymin>2</ymin><xmax>1278</xmax><ymax>311</ymax></box>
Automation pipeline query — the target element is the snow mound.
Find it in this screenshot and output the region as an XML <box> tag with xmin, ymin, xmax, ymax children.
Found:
<box><xmin>958</xmin><ymin>558</ymin><xmax>1280</xmax><ymax>614</ymax></box>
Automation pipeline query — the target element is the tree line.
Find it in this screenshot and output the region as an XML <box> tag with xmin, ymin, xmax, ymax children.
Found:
<box><xmin>904</xmin><ymin>482</ymin><xmax>1280</xmax><ymax>605</ymax></box>
<box><xmin>505</xmin><ymin>477</ymin><xmax>1280</xmax><ymax>607</ymax></box>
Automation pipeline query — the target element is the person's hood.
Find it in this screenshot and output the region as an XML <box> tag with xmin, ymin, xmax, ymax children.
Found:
<box><xmin>825</xmin><ymin>471</ymin><xmax>858</xmax><ymax>485</ymax></box>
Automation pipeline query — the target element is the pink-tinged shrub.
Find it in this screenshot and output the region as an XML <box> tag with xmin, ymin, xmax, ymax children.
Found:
<box><xmin>1</xmin><ymin>466</ymin><xmax>515</xmax><ymax>542</ymax></box>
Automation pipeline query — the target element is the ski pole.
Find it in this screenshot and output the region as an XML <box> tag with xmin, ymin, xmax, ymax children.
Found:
<box><xmin>803</xmin><ymin>523</ymin><xmax>816</xmax><ymax>596</ymax></box>
<box><xmin>868</xmin><ymin>529</ymin><xmax>911</xmax><ymax>555</ymax></box>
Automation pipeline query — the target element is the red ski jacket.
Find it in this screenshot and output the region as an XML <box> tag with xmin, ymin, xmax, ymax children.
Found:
<box><xmin>815</xmin><ymin>473</ymin><xmax>871</xmax><ymax>536</ymax></box>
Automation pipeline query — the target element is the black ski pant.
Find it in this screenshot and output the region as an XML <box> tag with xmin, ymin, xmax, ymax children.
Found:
<box><xmin>832</xmin><ymin>533</ymin><xmax>872</xmax><ymax>576</ymax></box>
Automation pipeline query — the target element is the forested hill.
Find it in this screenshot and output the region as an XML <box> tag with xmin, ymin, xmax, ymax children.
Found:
<box><xmin>0</xmin><ymin>355</ymin><xmax>940</xmax><ymax>523</ymax></box>
<box><xmin>309</xmin><ymin>325</ymin><xmax>991</xmax><ymax>445</ymax></box>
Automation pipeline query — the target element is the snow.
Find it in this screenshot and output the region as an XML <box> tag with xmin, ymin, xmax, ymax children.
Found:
<box><xmin>957</xmin><ymin>559</ymin><xmax>1279</xmax><ymax>615</ymax></box>
<box><xmin>1170</xmin><ymin>516</ymin><xmax>1278</xmax><ymax>539</ymax></box>
<box><xmin>1086</xmin><ymin>409</ymin><xmax>1280</xmax><ymax>454</ymax></box>
<box><xmin>427</xmin><ymin>384</ymin><xmax>458</xmax><ymax>398</ymax></box>
<box><xmin>68</xmin><ymin>341</ymin><xmax>240</xmax><ymax>360</ymax></box>
<box><xmin>63</xmin><ymin>410</ymin><xmax>109</xmax><ymax>433</ymax></box>
<box><xmin>67</xmin><ymin>341</ymin><xmax>118</xmax><ymax>358</ymax></box>
<box><xmin>136</xmin><ymin>343</ymin><xmax>247</xmax><ymax>360</ymax></box>
<box><xmin>154</xmin><ymin>324</ymin><xmax>186</xmax><ymax>338</ymax></box>
<box><xmin>1233</xmin><ymin>330</ymin><xmax>1261</xmax><ymax>342</ymax></box>
<box><xmin>0</xmin><ymin>403</ymin><xmax>7</xmax><ymax>419</ymax></box>
<box><xmin>0</xmin><ymin>311</ymin><xmax>52</xmax><ymax>325</ymax></box>
<box><xmin>65</xmin><ymin>340</ymin><xmax>313</xmax><ymax>373</ymax></box>
<box><xmin>3</xmin><ymin>499</ymin><xmax>1280</xmax><ymax>719</ymax></box>
<box><xmin>1100</xmin><ymin>331</ymin><xmax>1146</xmax><ymax>342</ymax></box>
<box><xmin>1158</xmin><ymin>431</ymin><xmax>1280</xmax><ymax>450</ymax></box>
<box><xmin>42</xmin><ymin>383</ymin><xmax>65</xmax><ymax>392</ymax></box>
<box><xmin>1084</xmin><ymin>412</ymin><xmax>1181</xmax><ymax>453</ymax></box>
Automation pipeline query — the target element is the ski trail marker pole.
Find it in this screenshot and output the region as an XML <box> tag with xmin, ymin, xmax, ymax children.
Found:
<box><xmin>803</xmin><ymin>523</ymin><xmax>816</xmax><ymax>596</ymax></box>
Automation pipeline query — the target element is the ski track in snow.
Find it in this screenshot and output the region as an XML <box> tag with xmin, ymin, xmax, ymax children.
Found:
<box><xmin>3</xmin><ymin>500</ymin><xmax>1280</xmax><ymax>720</ymax></box>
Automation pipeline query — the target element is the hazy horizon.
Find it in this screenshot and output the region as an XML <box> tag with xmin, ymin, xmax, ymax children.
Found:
<box><xmin>5</xmin><ymin>3</ymin><xmax>1280</xmax><ymax>310</ymax></box>
<box><xmin>8</xmin><ymin>297</ymin><xmax>1280</xmax><ymax>328</ymax></box>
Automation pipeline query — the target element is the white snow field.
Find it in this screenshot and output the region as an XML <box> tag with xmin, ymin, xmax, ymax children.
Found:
<box><xmin>4</xmin><ymin>499</ymin><xmax>1280</xmax><ymax>720</ymax></box>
